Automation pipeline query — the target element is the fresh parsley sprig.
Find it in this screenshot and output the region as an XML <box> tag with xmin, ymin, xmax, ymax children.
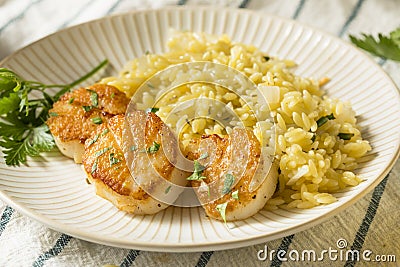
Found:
<box><xmin>0</xmin><ymin>59</ymin><xmax>108</xmax><ymax>166</ymax></box>
<box><xmin>349</xmin><ymin>28</ymin><xmax>400</xmax><ymax>61</ymax></box>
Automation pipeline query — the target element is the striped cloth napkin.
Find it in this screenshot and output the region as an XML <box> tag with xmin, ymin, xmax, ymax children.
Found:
<box><xmin>0</xmin><ymin>0</ymin><xmax>399</xmax><ymax>266</ymax></box>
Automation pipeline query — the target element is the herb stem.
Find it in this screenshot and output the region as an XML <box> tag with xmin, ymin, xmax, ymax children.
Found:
<box><xmin>53</xmin><ymin>59</ymin><xmax>108</xmax><ymax>101</ymax></box>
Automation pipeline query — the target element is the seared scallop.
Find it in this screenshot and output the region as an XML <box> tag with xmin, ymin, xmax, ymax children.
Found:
<box><xmin>189</xmin><ymin>128</ymin><xmax>278</xmax><ymax>221</ymax></box>
<box><xmin>46</xmin><ymin>84</ymin><xmax>130</xmax><ymax>163</ymax></box>
<box><xmin>82</xmin><ymin>112</ymin><xmax>187</xmax><ymax>215</ymax></box>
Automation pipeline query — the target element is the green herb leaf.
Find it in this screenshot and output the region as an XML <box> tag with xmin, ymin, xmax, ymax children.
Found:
<box><xmin>222</xmin><ymin>173</ymin><xmax>235</xmax><ymax>195</ymax></box>
<box><xmin>94</xmin><ymin>146</ymin><xmax>111</xmax><ymax>157</ymax></box>
<box><xmin>194</xmin><ymin>160</ymin><xmax>205</xmax><ymax>172</ymax></box>
<box><xmin>0</xmin><ymin>125</ymin><xmax>55</xmax><ymax>166</ymax></box>
<box><xmin>216</xmin><ymin>202</ymin><xmax>228</xmax><ymax>226</ymax></box>
<box><xmin>186</xmin><ymin>160</ymin><xmax>206</xmax><ymax>180</ymax></box>
<box><xmin>109</xmin><ymin>152</ymin><xmax>120</xmax><ymax>166</ymax></box>
<box><xmin>0</xmin><ymin>60</ymin><xmax>108</xmax><ymax>166</ymax></box>
<box><xmin>31</xmin><ymin>124</ymin><xmax>55</xmax><ymax>152</ymax></box>
<box><xmin>199</xmin><ymin>152</ymin><xmax>209</xmax><ymax>160</ymax></box>
<box><xmin>101</xmin><ymin>128</ymin><xmax>109</xmax><ymax>136</ymax></box>
<box><xmin>165</xmin><ymin>185</ymin><xmax>172</xmax><ymax>194</ymax></box>
<box><xmin>82</xmin><ymin>105</ymin><xmax>93</xmax><ymax>112</ymax></box>
<box><xmin>338</xmin><ymin>133</ymin><xmax>354</xmax><ymax>140</ymax></box>
<box><xmin>130</xmin><ymin>145</ymin><xmax>138</xmax><ymax>151</ymax></box>
<box><xmin>390</xmin><ymin>28</ymin><xmax>400</xmax><ymax>47</ymax></box>
<box><xmin>0</xmin><ymin>93</ymin><xmax>20</xmax><ymax>115</ymax></box>
<box><xmin>68</xmin><ymin>97</ymin><xmax>74</xmax><ymax>104</ymax></box>
<box><xmin>0</xmin><ymin>138</ymin><xmax>35</xmax><ymax>166</ymax></box>
<box><xmin>316</xmin><ymin>113</ymin><xmax>335</xmax><ymax>127</ymax></box>
<box><xmin>110</xmin><ymin>92</ymin><xmax>115</xmax><ymax>99</ymax></box>
<box><xmin>349</xmin><ymin>28</ymin><xmax>400</xmax><ymax>61</ymax></box>
<box><xmin>88</xmin><ymin>89</ymin><xmax>98</xmax><ymax>107</ymax></box>
<box><xmin>49</xmin><ymin>112</ymin><xmax>58</xmax><ymax>117</ymax></box>
<box><xmin>91</xmin><ymin>117</ymin><xmax>103</xmax><ymax>124</ymax></box>
<box><xmin>231</xmin><ymin>190</ymin><xmax>239</xmax><ymax>200</ymax></box>
<box><xmin>311</xmin><ymin>134</ymin><xmax>316</xmax><ymax>143</ymax></box>
<box><xmin>0</xmin><ymin>68</ymin><xmax>22</xmax><ymax>93</ymax></box>
<box><xmin>0</xmin><ymin>122</ymin><xmax>27</xmax><ymax>140</ymax></box>
<box><xmin>147</xmin><ymin>141</ymin><xmax>160</xmax><ymax>154</ymax></box>
<box><xmin>87</xmin><ymin>134</ymin><xmax>99</xmax><ymax>146</ymax></box>
<box><xmin>326</xmin><ymin>113</ymin><xmax>335</xmax><ymax>120</ymax></box>
<box><xmin>91</xmin><ymin>160</ymin><xmax>98</xmax><ymax>174</ymax></box>
<box><xmin>146</xmin><ymin>107</ymin><xmax>159</xmax><ymax>113</ymax></box>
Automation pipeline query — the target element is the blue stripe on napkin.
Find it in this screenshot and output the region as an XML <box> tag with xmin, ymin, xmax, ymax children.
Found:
<box><xmin>120</xmin><ymin>250</ymin><xmax>140</xmax><ymax>267</ymax></box>
<box><xmin>238</xmin><ymin>0</ymin><xmax>251</xmax><ymax>9</ymax></box>
<box><xmin>105</xmin><ymin>0</ymin><xmax>125</xmax><ymax>15</ymax></box>
<box><xmin>338</xmin><ymin>0</ymin><xmax>366</xmax><ymax>37</ymax></box>
<box><xmin>57</xmin><ymin>0</ymin><xmax>97</xmax><ymax>30</ymax></box>
<box><xmin>0</xmin><ymin>0</ymin><xmax>45</xmax><ymax>35</ymax></box>
<box><xmin>344</xmin><ymin>175</ymin><xmax>389</xmax><ymax>267</ymax></box>
<box><xmin>268</xmin><ymin>2</ymin><xmax>370</xmax><ymax>263</ymax></box>
<box><xmin>177</xmin><ymin>0</ymin><xmax>188</xmax><ymax>5</ymax></box>
<box><xmin>269</xmin><ymin>234</ymin><xmax>295</xmax><ymax>267</ymax></box>
<box><xmin>32</xmin><ymin>234</ymin><xmax>72</xmax><ymax>267</ymax></box>
<box><xmin>0</xmin><ymin>206</ymin><xmax>14</xmax><ymax>237</ymax></box>
<box><xmin>292</xmin><ymin>0</ymin><xmax>307</xmax><ymax>19</ymax></box>
<box><xmin>195</xmin><ymin>251</ymin><xmax>214</xmax><ymax>267</ymax></box>
<box><xmin>379</xmin><ymin>58</ymin><xmax>387</xmax><ymax>66</ymax></box>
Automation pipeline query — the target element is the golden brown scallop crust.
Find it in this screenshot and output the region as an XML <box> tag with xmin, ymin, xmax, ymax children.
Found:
<box><xmin>190</xmin><ymin>128</ymin><xmax>278</xmax><ymax>221</ymax></box>
<box><xmin>82</xmin><ymin>116</ymin><xmax>148</xmax><ymax>198</ymax></box>
<box><xmin>82</xmin><ymin>113</ymin><xmax>188</xmax><ymax>214</ymax></box>
<box><xmin>46</xmin><ymin>83</ymin><xmax>130</xmax><ymax>143</ymax></box>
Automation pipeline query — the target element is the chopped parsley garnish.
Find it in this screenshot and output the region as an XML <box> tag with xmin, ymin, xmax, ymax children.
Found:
<box><xmin>88</xmin><ymin>89</ymin><xmax>98</xmax><ymax>107</ymax></box>
<box><xmin>110</xmin><ymin>92</ymin><xmax>115</xmax><ymax>99</ymax></box>
<box><xmin>165</xmin><ymin>185</ymin><xmax>172</xmax><ymax>194</ymax></box>
<box><xmin>94</xmin><ymin>146</ymin><xmax>111</xmax><ymax>157</ymax></box>
<box><xmin>222</xmin><ymin>173</ymin><xmax>235</xmax><ymax>195</ymax></box>
<box><xmin>68</xmin><ymin>97</ymin><xmax>74</xmax><ymax>104</ymax></box>
<box><xmin>49</xmin><ymin>112</ymin><xmax>58</xmax><ymax>117</ymax></box>
<box><xmin>130</xmin><ymin>145</ymin><xmax>138</xmax><ymax>151</ymax></box>
<box><xmin>101</xmin><ymin>128</ymin><xmax>109</xmax><ymax>136</ymax></box>
<box><xmin>147</xmin><ymin>141</ymin><xmax>160</xmax><ymax>154</ymax></box>
<box><xmin>316</xmin><ymin>113</ymin><xmax>335</xmax><ymax>127</ymax></box>
<box><xmin>216</xmin><ymin>202</ymin><xmax>228</xmax><ymax>226</ymax></box>
<box><xmin>311</xmin><ymin>134</ymin><xmax>316</xmax><ymax>142</ymax></box>
<box><xmin>186</xmin><ymin>160</ymin><xmax>206</xmax><ymax>180</ymax></box>
<box><xmin>0</xmin><ymin>59</ymin><xmax>108</xmax><ymax>166</ymax></box>
<box><xmin>87</xmin><ymin>134</ymin><xmax>99</xmax><ymax>146</ymax></box>
<box><xmin>199</xmin><ymin>152</ymin><xmax>209</xmax><ymax>160</ymax></box>
<box><xmin>91</xmin><ymin>160</ymin><xmax>98</xmax><ymax>174</ymax></box>
<box><xmin>338</xmin><ymin>133</ymin><xmax>354</xmax><ymax>140</ymax></box>
<box><xmin>91</xmin><ymin>117</ymin><xmax>103</xmax><ymax>125</ymax></box>
<box><xmin>146</xmin><ymin>107</ymin><xmax>159</xmax><ymax>113</ymax></box>
<box><xmin>82</xmin><ymin>105</ymin><xmax>93</xmax><ymax>112</ymax></box>
<box><xmin>231</xmin><ymin>190</ymin><xmax>239</xmax><ymax>200</ymax></box>
<box><xmin>109</xmin><ymin>152</ymin><xmax>120</xmax><ymax>166</ymax></box>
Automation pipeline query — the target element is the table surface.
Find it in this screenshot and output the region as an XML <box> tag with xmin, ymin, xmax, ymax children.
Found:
<box><xmin>0</xmin><ymin>0</ymin><xmax>399</xmax><ymax>266</ymax></box>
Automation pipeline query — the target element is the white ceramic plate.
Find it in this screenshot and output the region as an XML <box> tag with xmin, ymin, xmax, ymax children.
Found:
<box><xmin>0</xmin><ymin>7</ymin><xmax>399</xmax><ymax>252</ymax></box>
